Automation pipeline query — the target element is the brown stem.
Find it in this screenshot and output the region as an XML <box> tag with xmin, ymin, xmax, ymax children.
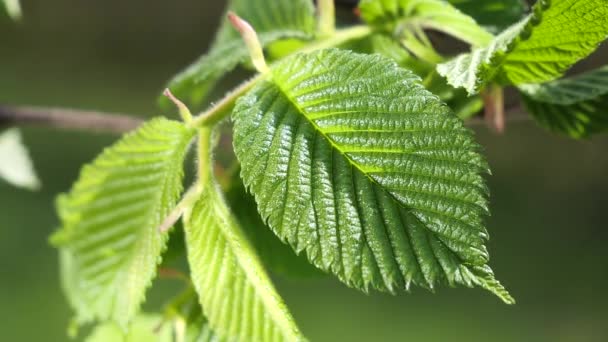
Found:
<box><xmin>0</xmin><ymin>105</ymin><xmax>143</xmax><ymax>134</ymax></box>
<box><xmin>0</xmin><ymin>101</ymin><xmax>530</xmax><ymax>135</ymax></box>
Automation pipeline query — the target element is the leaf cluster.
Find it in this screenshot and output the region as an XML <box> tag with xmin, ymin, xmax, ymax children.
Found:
<box><xmin>41</xmin><ymin>0</ymin><xmax>608</xmax><ymax>341</ymax></box>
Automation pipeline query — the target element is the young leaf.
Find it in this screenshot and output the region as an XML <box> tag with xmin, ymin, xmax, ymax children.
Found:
<box><xmin>448</xmin><ymin>0</ymin><xmax>527</xmax><ymax>33</ymax></box>
<box><xmin>0</xmin><ymin>128</ymin><xmax>41</xmax><ymax>190</ymax></box>
<box><xmin>184</xmin><ymin>129</ymin><xmax>304</xmax><ymax>341</ymax></box>
<box><xmin>358</xmin><ymin>0</ymin><xmax>493</xmax><ymax>47</ymax></box>
<box><xmin>233</xmin><ymin>48</ymin><xmax>513</xmax><ymax>303</ymax></box>
<box><xmin>520</xmin><ymin>65</ymin><xmax>608</xmax><ymax>138</ymax></box>
<box><xmin>438</xmin><ymin>0</ymin><xmax>608</xmax><ymax>94</ymax></box>
<box><xmin>163</xmin><ymin>0</ymin><xmax>316</xmax><ymax>110</ymax></box>
<box><xmin>52</xmin><ymin>118</ymin><xmax>195</xmax><ymax>329</ymax></box>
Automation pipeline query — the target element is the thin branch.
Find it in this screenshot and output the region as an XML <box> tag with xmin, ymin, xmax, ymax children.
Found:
<box><xmin>0</xmin><ymin>105</ymin><xmax>143</xmax><ymax>134</ymax></box>
<box><xmin>0</xmin><ymin>100</ymin><xmax>532</xmax><ymax>135</ymax></box>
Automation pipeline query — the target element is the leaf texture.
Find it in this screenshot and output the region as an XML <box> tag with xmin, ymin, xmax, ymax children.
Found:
<box><xmin>184</xmin><ymin>132</ymin><xmax>304</xmax><ymax>342</ymax></box>
<box><xmin>520</xmin><ymin>65</ymin><xmax>608</xmax><ymax>138</ymax></box>
<box><xmin>233</xmin><ymin>48</ymin><xmax>513</xmax><ymax>303</ymax></box>
<box><xmin>163</xmin><ymin>0</ymin><xmax>315</xmax><ymax>110</ymax></box>
<box><xmin>226</xmin><ymin>170</ymin><xmax>323</xmax><ymax>278</ymax></box>
<box><xmin>359</xmin><ymin>0</ymin><xmax>493</xmax><ymax>47</ymax></box>
<box><xmin>52</xmin><ymin>118</ymin><xmax>195</xmax><ymax>328</ymax></box>
<box><xmin>438</xmin><ymin>0</ymin><xmax>608</xmax><ymax>94</ymax></box>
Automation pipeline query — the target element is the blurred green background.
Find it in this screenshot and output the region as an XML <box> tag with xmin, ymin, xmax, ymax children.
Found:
<box><xmin>1</xmin><ymin>1</ymin><xmax>607</xmax><ymax>341</ymax></box>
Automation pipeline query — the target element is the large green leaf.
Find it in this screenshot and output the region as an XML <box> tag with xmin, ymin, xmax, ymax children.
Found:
<box><xmin>226</xmin><ymin>170</ymin><xmax>323</xmax><ymax>278</ymax></box>
<box><xmin>233</xmin><ymin>48</ymin><xmax>513</xmax><ymax>303</ymax></box>
<box><xmin>0</xmin><ymin>128</ymin><xmax>40</xmax><ymax>190</ymax></box>
<box><xmin>359</xmin><ymin>0</ymin><xmax>493</xmax><ymax>47</ymax></box>
<box><xmin>438</xmin><ymin>0</ymin><xmax>608</xmax><ymax>94</ymax></box>
<box><xmin>52</xmin><ymin>118</ymin><xmax>195</xmax><ymax>329</ymax></box>
<box><xmin>448</xmin><ymin>0</ymin><xmax>527</xmax><ymax>33</ymax></box>
<box><xmin>184</xmin><ymin>130</ymin><xmax>304</xmax><ymax>341</ymax></box>
<box><xmin>163</xmin><ymin>0</ymin><xmax>316</xmax><ymax>110</ymax></box>
<box><xmin>520</xmin><ymin>66</ymin><xmax>608</xmax><ymax>138</ymax></box>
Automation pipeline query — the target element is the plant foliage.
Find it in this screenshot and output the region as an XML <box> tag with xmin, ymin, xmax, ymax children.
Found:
<box><xmin>438</xmin><ymin>0</ymin><xmax>608</xmax><ymax>94</ymax></box>
<box><xmin>52</xmin><ymin>118</ymin><xmax>194</xmax><ymax>329</ymax></box>
<box><xmin>233</xmin><ymin>48</ymin><xmax>512</xmax><ymax>303</ymax></box>
<box><xmin>27</xmin><ymin>0</ymin><xmax>608</xmax><ymax>340</ymax></box>
<box><xmin>520</xmin><ymin>66</ymin><xmax>608</xmax><ymax>138</ymax></box>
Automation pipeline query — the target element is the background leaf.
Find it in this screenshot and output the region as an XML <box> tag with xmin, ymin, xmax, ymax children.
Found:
<box><xmin>162</xmin><ymin>0</ymin><xmax>316</xmax><ymax>111</ymax></box>
<box><xmin>438</xmin><ymin>0</ymin><xmax>608</xmax><ymax>94</ymax></box>
<box><xmin>447</xmin><ymin>0</ymin><xmax>527</xmax><ymax>34</ymax></box>
<box><xmin>359</xmin><ymin>0</ymin><xmax>493</xmax><ymax>47</ymax></box>
<box><xmin>184</xmin><ymin>130</ymin><xmax>304</xmax><ymax>341</ymax></box>
<box><xmin>0</xmin><ymin>128</ymin><xmax>40</xmax><ymax>190</ymax></box>
<box><xmin>85</xmin><ymin>314</ymin><xmax>172</xmax><ymax>342</ymax></box>
<box><xmin>1</xmin><ymin>0</ymin><xmax>21</xmax><ymax>20</ymax></box>
<box><xmin>52</xmin><ymin>118</ymin><xmax>194</xmax><ymax>329</ymax></box>
<box><xmin>520</xmin><ymin>65</ymin><xmax>608</xmax><ymax>138</ymax></box>
<box><xmin>233</xmin><ymin>48</ymin><xmax>513</xmax><ymax>303</ymax></box>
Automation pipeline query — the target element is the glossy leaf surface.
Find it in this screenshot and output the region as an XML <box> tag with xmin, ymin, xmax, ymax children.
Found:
<box><xmin>233</xmin><ymin>48</ymin><xmax>513</xmax><ymax>303</ymax></box>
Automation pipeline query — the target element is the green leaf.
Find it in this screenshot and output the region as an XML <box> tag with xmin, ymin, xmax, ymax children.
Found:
<box><xmin>184</xmin><ymin>130</ymin><xmax>304</xmax><ymax>341</ymax></box>
<box><xmin>226</xmin><ymin>169</ymin><xmax>324</xmax><ymax>278</ymax></box>
<box><xmin>448</xmin><ymin>0</ymin><xmax>527</xmax><ymax>33</ymax></box>
<box><xmin>233</xmin><ymin>48</ymin><xmax>513</xmax><ymax>303</ymax></box>
<box><xmin>1</xmin><ymin>0</ymin><xmax>21</xmax><ymax>20</ymax></box>
<box><xmin>52</xmin><ymin>118</ymin><xmax>195</xmax><ymax>329</ymax></box>
<box><xmin>0</xmin><ymin>128</ymin><xmax>40</xmax><ymax>190</ymax></box>
<box><xmin>86</xmin><ymin>314</ymin><xmax>172</xmax><ymax>342</ymax></box>
<box><xmin>520</xmin><ymin>65</ymin><xmax>608</xmax><ymax>138</ymax></box>
<box><xmin>438</xmin><ymin>0</ymin><xmax>608</xmax><ymax>94</ymax></box>
<box><xmin>358</xmin><ymin>0</ymin><xmax>493</xmax><ymax>47</ymax></box>
<box><xmin>163</xmin><ymin>0</ymin><xmax>316</xmax><ymax>110</ymax></box>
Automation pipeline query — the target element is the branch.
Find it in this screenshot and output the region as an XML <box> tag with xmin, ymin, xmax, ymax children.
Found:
<box><xmin>0</xmin><ymin>100</ymin><xmax>531</xmax><ymax>135</ymax></box>
<box><xmin>0</xmin><ymin>105</ymin><xmax>143</xmax><ymax>134</ymax></box>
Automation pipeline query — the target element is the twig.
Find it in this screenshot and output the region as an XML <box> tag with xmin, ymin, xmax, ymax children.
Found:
<box><xmin>0</xmin><ymin>101</ymin><xmax>531</xmax><ymax>135</ymax></box>
<box><xmin>0</xmin><ymin>105</ymin><xmax>143</xmax><ymax>134</ymax></box>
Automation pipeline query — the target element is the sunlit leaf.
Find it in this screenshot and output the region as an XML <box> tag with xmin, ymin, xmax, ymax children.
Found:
<box><xmin>52</xmin><ymin>118</ymin><xmax>195</xmax><ymax>329</ymax></box>
<box><xmin>85</xmin><ymin>314</ymin><xmax>172</xmax><ymax>342</ymax></box>
<box><xmin>0</xmin><ymin>128</ymin><xmax>40</xmax><ymax>190</ymax></box>
<box><xmin>233</xmin><ymin>48</ymin><xmax>513</xmax><ymax>303</ymax></box>
<box><xmin>438</xmin><ymin>0</ymin><xmax>608</xmax><ymax>94</ymax></box>
<box><xmin>1</xmin><ymin>0</ymin><xmax>21</xmax><ymax>20</ymax></box>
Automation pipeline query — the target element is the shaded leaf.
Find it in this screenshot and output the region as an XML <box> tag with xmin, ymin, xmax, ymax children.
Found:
<box><xmin>520</xmin><ymin>65</ymin><xmax>608</xmax><ymax>138</ymax></box>
<box><xmin>359</xmin><ymin>0</ymin><xmax>493</xmax><ymax>46</ymax></box>
<box><xmin>448</xmin><ymin>0</ymin><xmax>527</xmax><ymax>33</ymax></box>
<box><xmin>233</xmin><ymin>48</ymin><xmax>513</xmax><ymax>303</ymax></box>
<box><xmin>163</xmin><ymin>0</ymin><xmax>316</xmax><ymax>111</ymax></box>
<box><xmin>52</xmin><ymin>118</ymin><xmax>195</xmax><ymax>329</ymax></box>
<box><xmin>438</xmin><ymin>0</ymin><xmax>608</xmax><ymax>94</ymax></box>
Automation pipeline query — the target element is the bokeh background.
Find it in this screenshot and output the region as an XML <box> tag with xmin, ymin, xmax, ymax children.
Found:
<box><xmin>1</xmin><ymin>1</ymin><xmax>607</xmax><ymax>341</ymax></box>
